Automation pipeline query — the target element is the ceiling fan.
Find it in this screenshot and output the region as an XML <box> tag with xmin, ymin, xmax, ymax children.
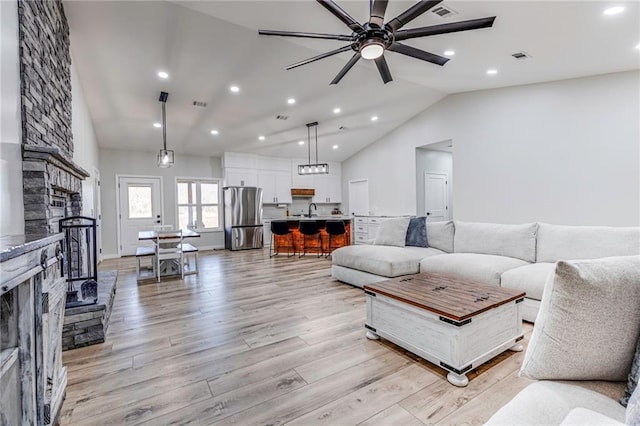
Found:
<box><xmin>259</xmin><ymin>0</ymin><xmax>496</xmax><ymax>85</ymax></box>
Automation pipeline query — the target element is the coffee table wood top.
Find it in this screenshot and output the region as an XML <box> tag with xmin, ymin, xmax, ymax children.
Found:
<box><xmin>364</xmin><ymin>273</ymin><xmax>526</xmax><ymax>322</ymax></box>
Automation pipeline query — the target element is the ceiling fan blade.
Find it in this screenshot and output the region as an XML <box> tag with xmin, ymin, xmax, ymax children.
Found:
<box><xmin>369</xmin><ymin>0</ymin><xmax>389</xmax><ymax>28</ymax></box>
<box><xmin>394</xmin><ymin>16</ymin><xmax>496</xmax><ymax>41</ymax></box>
<box><xmin>374</xmin><ymin>55</ymin><xmax>392</xmax><ymax>84</ymax></box>
<box><xmin>330</xmin><ymin>52</ymin><xmax>361</xmax><ymax>85</ymax></box>
<box><xmin>259</xmin><ymin>29</ymin><xmax>353</xmax><ymax>41</ymax></box>
<box><xmin>388</xmin><ymin>42</ymin><xmax>449</xmax><ymax>66</ymax></box>
<box><xmin>286</xmin><ymin>45</ymin><xmax>354</xmax><ymax>70</ymax></box>
<box><xmin>317</xmin><ymin>0</ymin><xmax>365</xmax><ymax>33</ymax></box>
<box><xmin>386</xmin><ymin>0</ymin><xmax>442</xmax><ymax>32</ymax></box>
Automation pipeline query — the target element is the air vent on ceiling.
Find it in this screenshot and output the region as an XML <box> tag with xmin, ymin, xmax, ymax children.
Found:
<box><xmin>431</xmin><ymin>5</ymin><xmax>458</xmax><ymax>18</ymax></box>
<box><xmin>192</xmin><ymin>100</ymin><xmax>208</xmax><ymax>107</ymax></box>
<box><xmin>512</xmin><ymin>51</ymin><xmax>531</xmax><ymax>60</ymax></box>
<box><xmin>276</xmin><ymin>115</ymin><xmax>289</xmax><ymax>120</ymax></box>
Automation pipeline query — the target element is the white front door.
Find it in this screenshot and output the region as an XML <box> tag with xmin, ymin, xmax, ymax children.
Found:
<box><xmin>424</xmin><ymin>172</ymin><xmax>448</xmax><ymax>221</ymax></box>
<box><xmin>118</xmin><ymin>176</ymin><xmax>162</xmax><ymax>256</ymax></box>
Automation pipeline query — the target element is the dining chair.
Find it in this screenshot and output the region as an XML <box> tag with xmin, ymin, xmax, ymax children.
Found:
<box><xmin>155</xmin><ymin>230</ymin><xmax>184</xmax><ymax>282</ymax></box>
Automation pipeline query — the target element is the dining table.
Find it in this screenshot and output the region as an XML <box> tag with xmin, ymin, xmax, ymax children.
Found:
<box><xmin>137</xmin><ymin>229</ymin><xmax>200</xmax><ymax>279</ymax></box>
<box><xmin>137</xmin><ymin>228</ymin><xmax>200</xmax><ymax>241</ymax></box>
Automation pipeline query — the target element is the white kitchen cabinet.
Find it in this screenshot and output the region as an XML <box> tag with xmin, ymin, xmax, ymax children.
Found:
<box><xmin>223</xmin><ymin>152</ymin><xmax>257</xmax><ymax>169</ymax></box>
<box><xmin>258</xmin><ymin>156</ymin><xmax>291</xmax><ymax>172</ymax></box>
<box><xmin>263</xmin><ymin>220</ymin><xmax>272</xmax><ymax>247</ymax></box>
<box><xmin>313</xmin><ymin>174</ymin><xmax>342</xmax><ymax>203</ymax></box>
<box><xmin>259</xmin><ymin>171</ymin><xmax>292</xmax><ymax>204</ymax></box>
<box><xmin>354</xmin><ymin>216</ymin><xmax>396</xmax><ymax>244</ymax></box>
<box><xmin>225</xmin><ymin>168</ymin><xmax>258</xmax><ymax>187</ymax></box>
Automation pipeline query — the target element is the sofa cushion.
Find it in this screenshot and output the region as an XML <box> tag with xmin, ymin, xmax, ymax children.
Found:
<box><xmin>621</xmin><ymin>337</ymin><xmax>640</xmax><ymax>406</ymax></box>
<box><xmin>426</xmin><ymin>220</ymin><xmax>454</xmax><ymax>253</ymax></box>
<box><xmin>374</xmin><ymin>217</ymin><xmax>410</xmax><ymax>247</ymax></box>
<box><xmin>627</xmin><ymin>382</ymin><xmax>640</xmax><ymax>425</ymax></box>
<box><xmin>454</xmin><ymin>221</ymin><xmax>537</xmax><ymax>262</ymax></box>
<box><xmin>560</xmin><ymin>408</ymin><xmax>625</xmax><ymax>426</ymax></box>
<box><xmin>520</xmin><ymin>256</ymin><xmax>640</xmax><ymax>381</ymax></box>
<box><xmin>484</xmin><ymin>382</ymin><xmax>627</xmax><ymax>425</ymax></box>
<box><xmin>536</xmin><ymin>223</ymin><xmax>640</xmax><ymax>263</ymax></box>
<box><xmin>500</xmin><ymin>262</ymin><xmax>555</xmax><ymax>301</ymax></box>
<box><xmin>419</xmin><ymin>253</ymin><xmax>529</xmax><ymax>286</ymax></box>
<box><xmin>405</xmin><ymin>217</ymin><xmax>427</xmax><ymax>247</ymax></box>
<box><xmin>331</xmin><ymin>245</ymin><xmax>443</xmax><ymax>278</ymax></box>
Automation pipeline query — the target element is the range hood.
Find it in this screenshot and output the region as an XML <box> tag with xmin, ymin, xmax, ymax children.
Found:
<box><xmin>291</xmin><ymin>188</ymin><xmax>315</xmax><ymax>197</ymax></box>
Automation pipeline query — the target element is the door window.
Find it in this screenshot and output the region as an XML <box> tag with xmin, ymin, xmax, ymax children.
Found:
<box><xmin>128</xmin><ymin>185</ymin><xmax>153</xmax><ymax>218</ymax></box>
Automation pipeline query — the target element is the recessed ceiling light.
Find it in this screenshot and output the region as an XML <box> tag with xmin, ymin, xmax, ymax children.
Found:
<box><xmin>298</xmin><ymin>140</ymin><xmax>305</xmax><ymax>145</ymax></box>
<box><xmin>157</xmin><ymin>71</ymin><xmax>169</xmax><ymax>79</ymax></box>
<box><xmin>444</xmin><ymin>50</ymin><xmax>455</xmax><ymax>56</ymax></box>
<box><xmin>332</xmin><ymin>145</ymin><xmax>339</xmax><ymax>149</ymax></box>
<box><xmin>210</xmin><ymin>130</ymin><xmax>219</xmax><ymax>135</ymax></box>
<box><xmin>230</xmin><ymin>85</ymin><xmax>240</xmax><ymax>93</ymax></box>
<box><xmin>371</xmin><ymin>116</ymin><xmax>379</xmax><ymax>121</ymax></box>
<box><xmin>486</xmin><ymin>69</ymin><xmax>498</xmax><ymax>75</ymax></box>
<box><xmin>603</xmin><ymin>6</ymin><xmax>625</xmax><ymax>15</ymax></box>
<box><xmin>258</xmin><ymin>135</ymin><xmax>265</xmax><ymax>141</ymax></box>
<box><xmin>153</xmin><ymin>122</ymin><xmax>162</xmax><ymax>128</ymax></box>
<box><xmin>333</xmin><ymin>107</ymin><xmax>341</xmax><ymax>114</ymax></box>
<box><xmin>287</xmin><ymin>98</ymin><xmax>296</xmax><ymax>105</ymax></box>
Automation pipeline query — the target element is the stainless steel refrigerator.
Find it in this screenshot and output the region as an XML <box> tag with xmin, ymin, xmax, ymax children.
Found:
<box><xmin>223</xmin><ymin>186</ymin><xmax>264</xmax><ymax>250</ymax></box>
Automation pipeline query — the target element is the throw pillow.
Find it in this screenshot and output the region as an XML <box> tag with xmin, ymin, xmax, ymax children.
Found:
<box><xmin>405</xmin><ymin>217</ymin><xmax>428</xmax><ymax>247</ymax></box>
<box><xmin>425</xmin><ymin>220</ymin><xmax>454</xmax><ymax>253</ymax></box>
<box><xmin>621</xmin><ymin>337</ymin><xmax>640</xmax><ymax>407</ymax></box>
<box><xmin>374</xmin><ymin>217</ymin><xmax>410</xmax><ymax>247</ymax></box>
<box><xmin>627</xmin><ymin>381</ymin><xmax>640</xmax><ymax>425</ymax></box>
<box><xmin>520</xmin><ymin>255</ymin><xmax>640</xmax><ymax>381</ymax></box>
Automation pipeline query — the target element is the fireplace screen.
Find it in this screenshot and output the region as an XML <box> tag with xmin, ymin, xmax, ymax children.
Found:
<box><xmin>59</xmin><ymin>216</ymin><xmax>98</xmax><ymax>307</ymax></box>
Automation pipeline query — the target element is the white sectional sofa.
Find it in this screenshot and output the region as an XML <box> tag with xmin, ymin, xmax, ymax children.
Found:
<box><xmin>331</xmin><ymin>220</ymin><xmax>640</xmax><ymax>322</ymax></box>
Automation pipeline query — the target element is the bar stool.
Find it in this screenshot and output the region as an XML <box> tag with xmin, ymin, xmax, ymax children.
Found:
<box><xmin>325</xmin><ymin>220</ymin><xmax>347</xmax><ymax>258</ymax></box>
<box><xmin>299</xmin><ymin>221</ymin><xmax>322</xmax><ymax>258</ymax></box>
<box><xmin>270</xmin><ymin>221</ymin><xmax>294</xmax><ymax>257</ymax></box>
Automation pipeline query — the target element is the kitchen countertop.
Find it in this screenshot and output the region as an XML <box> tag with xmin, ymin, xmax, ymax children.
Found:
<box><xmin>264</xmin><ymin>215</ymin><xmax>353</xmax><ymax>221</ymax></box>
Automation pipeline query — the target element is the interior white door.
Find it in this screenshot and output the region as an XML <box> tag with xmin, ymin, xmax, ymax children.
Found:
<box><xmin>118</xmin><ymin>176</ymin><xmax>162</xmax><ymax>256</ymax></box>
<box><xmin>424</xmin><ymin>172</ymin><xmax>448</xmax><ymax>221</ymax></box>
<box><xmin>348</xmin><ymin>179</ymin><xmax>369</xmax><ymax>216</ymax></box>
<box><xmin>93</xmin><ymin>168</ymin><xmax>102</xmax><ymax>262</ymax></box>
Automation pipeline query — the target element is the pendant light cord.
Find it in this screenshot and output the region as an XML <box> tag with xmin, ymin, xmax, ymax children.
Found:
<box><xmin>315</xmin><ymin>125</ymin><xmax>318</xmax><ymax>166</ymax></box>
<box><xmin>162</xmin><ymin>101</ymin><xmax>167</xmax><ymax>151</ymax></box>
<box><xmin>307</xmin><ymin>125</ymin><xmax>311</xmax><ymax>165</ymax></box>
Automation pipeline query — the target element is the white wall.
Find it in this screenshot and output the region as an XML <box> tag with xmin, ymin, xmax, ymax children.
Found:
<box><xmin>71</xmin><ymin>57</ymin><xmax>100</xmax><ymax>218</ymax></box>
<box><xmin>343</xmin><ymin>71</ymin><xmax>640</xmax><ymax>226</ymax></box>
<box><xmin>99</xmin><ymin>148</ymin><xmax>224</xmax><ymax>256</ymax></box>
<box><xmin>416</xmin><ymin>148</ymin><xmax>453</xmax><ymax>219</ymax></box>
<box><xmin>0</xmin><ymin>0</ymin><xmax>24</xmax><ymax>236</ymax></box>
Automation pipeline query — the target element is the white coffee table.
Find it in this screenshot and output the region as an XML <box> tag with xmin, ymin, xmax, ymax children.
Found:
<box><xmin>364</xmin><ymin>272</ymin><xmax>526</xmax><ymax>387</ymax></box>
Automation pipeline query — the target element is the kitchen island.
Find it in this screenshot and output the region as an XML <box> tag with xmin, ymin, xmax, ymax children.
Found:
<box><xmin>268</xmin><ymin>216</ymin><xmax>352</xmax><ymax>256</ymax></box>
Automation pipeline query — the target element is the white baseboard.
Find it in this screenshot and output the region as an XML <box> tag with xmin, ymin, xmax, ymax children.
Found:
<box><xmin>198</xmin><ymin>245</ymin><xmax>225</xmax><ymax>251</ymax></box>
<box><xmin>102</xmin><ymin>254</ymin><xmax>120</xmax><ymax>260</ymax></box>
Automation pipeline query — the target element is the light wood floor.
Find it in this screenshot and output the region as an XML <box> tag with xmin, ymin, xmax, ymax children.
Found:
<box><xmin>60</xmin><ymin>249</ymin><xmax>533</xmax><ymax>425</ymax></box>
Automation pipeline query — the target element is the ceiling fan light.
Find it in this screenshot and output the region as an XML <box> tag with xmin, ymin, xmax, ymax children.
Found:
<box><xmin>360</xmin><ymin>41</ymin><xmax>385</xmax><ymax>60</ymax></box>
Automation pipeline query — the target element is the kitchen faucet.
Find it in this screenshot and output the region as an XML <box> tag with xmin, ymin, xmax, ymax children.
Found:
<box><xmin>308</xmin><ymin>203</ymin><xmax>317</xmax><ymax>217</ymax></box>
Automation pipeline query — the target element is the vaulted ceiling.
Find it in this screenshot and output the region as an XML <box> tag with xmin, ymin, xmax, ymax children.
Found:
<box><xmin>65</xmin><ymin>1</ymin><xmax>640</xmax><ymax>162</ymax></box>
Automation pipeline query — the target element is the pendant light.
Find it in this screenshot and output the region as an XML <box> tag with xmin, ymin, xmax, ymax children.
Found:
<box><xmin>298</xmin><ymin>121</ymin><xmax>328</xmax><ymax>175</ymax></box>
<box><xmin>157</xmin><ymin>91</ymin><xmax>174</xmax><ymax>168</ymax></box>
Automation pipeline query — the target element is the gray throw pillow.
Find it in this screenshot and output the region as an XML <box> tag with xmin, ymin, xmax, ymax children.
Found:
<box><xmin>374</xmin><ymin>218</ymin><xmax>410</xmax><ymax>247</ymax></box>
<box><xmin>405</xmin><ymin>217</ymin><xmax>428</xmax><ymax>247</ymax></box>
<box><xmin>520</xmin><ymin>256</ymin><xmax>640</xmax><ymax>381</ymax></box>
<box><xmin>621</xmin><ymin>338</ymin><xmax>640</xmax><ymax>407</ymax></box>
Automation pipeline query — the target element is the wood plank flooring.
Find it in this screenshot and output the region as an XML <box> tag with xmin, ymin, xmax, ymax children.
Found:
<box><xmin>60</xmin><ymin>249</ymin><xmax>533</xmax><ymax>425</ymax></box>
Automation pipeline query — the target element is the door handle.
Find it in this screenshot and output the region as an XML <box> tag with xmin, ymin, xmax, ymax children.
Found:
<box><xmin>155</xmin><ymin>220</ymin><xmax>161</xmax><ymax>223</ymax></box>
<box><xmin>426</xmin><ymin>212</ymin><xmax>431</xmax><ymax>216</ymax></box>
